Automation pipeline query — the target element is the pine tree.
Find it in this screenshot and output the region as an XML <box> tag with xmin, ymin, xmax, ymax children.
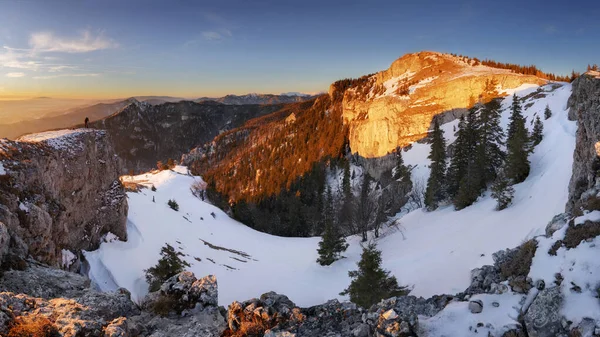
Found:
<box><xmin>447</xmin><ymin>113</ymin><xmax>471</xmax><ymax>200</ymax></box>
<box><xmin>530</xmin><ymin>116</ymin><xmax>544</xmax><ymax>147</ymax></box>
<box><xmin>454</xmin><ymin>110</ymin><xmax>483</xmax><ymax>209</ymax></box>
<box><xmin>505</xmin><ymin>95</ymin><xmax>531</xmax><ymax>184</ymax></box>
<box><xmin>145</xmin><ymin>244</ymin><xmax>191</xmax><ymax>292</ymax></box>
<box><xmin>424</xmin><ymin>119</ymin><xmax>447</xmax><ymax>210</ymax></box>
<box><xmin>491</xmin><ymin>169</ymin><xmax>515</xmax><ymax>210</ymax></box>
<box><xmin>317</xmin><ymin>187</ymin><xmax>349</xmax><ymax>266</ymax></box>
<box><xmin>476</xmin><ymin>99</ymin><xmax>505</xmax><ymax>186</ymax></box>
<box><xmin>392</xmin><ymin>147</ymin><xmax>410</xmax><ymax>182</ymax></box>
<box><xmin>544</xmin><ymin>105</ymin><xmax>552</xmax><ymax>120</ymax></box>
<box><xmin>340</xmin><ymin>243</ymin><xmax>408</xmax><ymax>308</ymax></box>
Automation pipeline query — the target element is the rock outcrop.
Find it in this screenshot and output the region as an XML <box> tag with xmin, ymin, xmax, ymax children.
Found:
<box><xmin>335</xmin><ymin>51</ymin><xmax>547</xmax><ymax>158</ymax></box>
<box><xmin>0</xmin><ymin>129</ymin><xmax>127</xmax><ymax>267</ymax></box>
<box><xmin>566</xmin><ymin>71</ymin><xmax>600</xmax><ymax>210</ymax></box>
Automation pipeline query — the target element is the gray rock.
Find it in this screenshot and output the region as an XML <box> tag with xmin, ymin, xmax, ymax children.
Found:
<box><xmin>0</xmin><ymin>130</ymin><xmax>127</xmax><ymax>267</ymax></box>
<box><xmin>0</xmin><ymin>264</ymin><xmax>90</xmax><ymax>298</ymax></box>
<box><xmin>524</xmin><ymin>287</ymin><xmax>567</xmax><ymax>337</ymax></box>
<box><xmin>567</xmin><ymin>73</ymin><xmax>600</xmax><ymax>210</ymax></box>
<box><xmin>352</xmin><ymin>323</ymin><xmax>370</xmax><ymax>337</ymax></box>
<box><xmin>469</xmin><ymin>300</ymin><xmax>483</xmax><ymax>314</ymax></box>
<box><xmin>545</xmin><ymin>213</ymin><xmax>570</xmax><ymax>237</ymax></box>
<box><xmin>146</xmin><ymin>272</ymin><xmax>219</xmax><ymax>314</ymax></box>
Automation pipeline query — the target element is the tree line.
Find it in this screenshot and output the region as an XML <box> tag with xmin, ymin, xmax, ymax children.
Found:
<box><xmin>425</xmin><ymin>95</ymin><xmax>546</xmax><ymax>211</ymax></box>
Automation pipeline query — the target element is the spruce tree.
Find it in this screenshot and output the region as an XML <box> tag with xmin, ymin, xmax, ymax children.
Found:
<box><xmin>424</xmin><ymin>119</ymin><xmax>447</xmax><ymax>210</ymax></box>
<box><xmin>476</xmin><ymin>99</ymin><xmax>505</xmax><ymax>186</ymax></box>
<box><xmin>491</xmin><ymin>169</ymin><xmax>515</xmax><ymax>210</ymax></box>
<box><xmin>505</xmin><ymin>95</ymin><xmax>531</xmax><ymax>184</ymax></box>
<box><xmin>392</xmin><ymin>147</ymin><xmax>410</xmax><ymax>182</ymax></box>
<box><xmin>145</xmin><ymin>244</ymin><xmax>191</xmax><ymax>292</ymax></box>
<box><xmin>340</xmin><ymin>243</ymin><xmax>408</xmax><ymax>308</ymax></box>
<box><xmin>454</xmin><ymin>109</ymin><xmax>483</xmax><ymax>209</ymax></box>
<box><xmin>544</xmin><ymin>105</ymin><xmax>552</xmax><ymax>120</ymax></box>
<box><xmin>317</xmin><ymin>187</ymin><xmax>348</xmax><ymax>266</ymax></box>
<box><xmin>530</xmin><ymin>116</ymin><xmax>544</xmax><ymax>147</ymax></box>
<box><xmin>447</xmin><ymin>114</ymin><xmax>471</xmax><ymax>199</ymax></box>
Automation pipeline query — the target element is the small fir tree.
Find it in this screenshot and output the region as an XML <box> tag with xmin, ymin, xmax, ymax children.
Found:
<box><xmin>145</xmin><ymin>244</ymin><xmax>191</xmax><ymax>292</ymax></box>
<box><xmin>491</xmin><ymin>170</ymin><xmax>515</xmax><ymax>210</ymax></box>
<box><xmin>340</xmin><ymin>243</ymin><xmax>408</xmax><ymax>308</ymax></box>
<box><xmin>168</xmin><ymin>199</ymin><xmax>179</xmax><ymax>211</ymax></box>
<box><xmin>530</xmin><ymin>116</ymin><xmax>544</xmax><ymax>147</ymax></box>
<box><xmin>392</xmin><ymin>148</ymin><xmax>410</xmax><ymax>182</ymax></box>
<box><xmin>544</xmin><ymin>105</ymin><xmax>552</xmax><ymax>120</ymax></box>
<box><xmin>424</xmin><ymin>119</ymin><xmax>447</xmax><ymax>210</ymax></box>
<box><xmin>317</xmin><ymin>187</ymin><xmax>349</xmax><ymax>266</ymax></box>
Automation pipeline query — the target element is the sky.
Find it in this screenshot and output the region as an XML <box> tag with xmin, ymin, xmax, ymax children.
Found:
<box><xmin>0</xmin><ymin>0</ymin><xmax>598</xmax><ymax>99</ymax></box>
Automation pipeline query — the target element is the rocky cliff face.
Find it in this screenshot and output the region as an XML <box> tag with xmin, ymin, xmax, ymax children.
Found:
<box><xmin>336</xmin><ymin>51</ymin><xmax>547</xmax><ymax>158</ymax></box>
<box><xmin>90</xmin><ymin>99</ymin><xmax>282</xmax><ymax>173</ymax></box>
<box><xmin>0</xmin><ymin>129</ymin><xmax>127</xmax><ymax>267</ymax></box>
<box><xmin>566</xmin><ymin>71</ymin><xmax>600</xmax><ymax>210</ymax></box>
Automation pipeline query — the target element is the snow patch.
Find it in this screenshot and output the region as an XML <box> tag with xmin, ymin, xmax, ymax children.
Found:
<box><xmin>0</xmin><ymin>162</ymin><xmax>5</xmax><ymax>175</ymax></box>
<box><xmin>18</xmin><ymin>129</ymin><xmax>102</xmax><ymax>152</ymax></box>
<box><xmin>574</xmin><ymin>211</ymin><xmax>600</xmax><ymax>226</ymax></box>
<box><xmin>62</xmin><ymin>249</ymin><xmax>77</xmax><ymax>269</ymax></box>
<box><xmin>419</xmin><ymin>293</ymin><xmax>523</xmax><ymax>337</ymax></box>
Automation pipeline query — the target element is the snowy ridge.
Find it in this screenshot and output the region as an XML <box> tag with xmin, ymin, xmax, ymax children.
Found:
<box><xmin>17</xmin><ymin>128</ymin><xmax>103</xmax><ymax>152</ymax></box>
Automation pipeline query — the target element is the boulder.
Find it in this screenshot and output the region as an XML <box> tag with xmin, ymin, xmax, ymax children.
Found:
<box><xmin>524</xmin><ymin>287</ymin><xmax>567</xmax><ymax>337</ymax></box>
<box><xmin>468</xmin><ymin>300</ymin><xmax>483</xmax><ymax>314</ymax></box>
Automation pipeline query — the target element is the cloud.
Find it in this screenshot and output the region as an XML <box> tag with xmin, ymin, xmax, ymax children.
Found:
<box><xmin>6</xmin><ymin>72</ymin><xmax>25</xmax><ymax>78</ymax></box>
<box><xmin>33</xmin><ymin>73</ymin><xmax>100</xmax><ymax>80</ymax></box>
<box><xmin>0</xmin><ymin>47</ymin><xmax>40</xmax><ymax>70</ymax></box>
<box><xmin>29</xmin><ymin>30</ymin><xmax>117</xmax><ymax>53</ymax></box>
<box><xmin>48</xmin><ymin>65</ymin><xmax>78</xmax><ymax>72</ymax></box>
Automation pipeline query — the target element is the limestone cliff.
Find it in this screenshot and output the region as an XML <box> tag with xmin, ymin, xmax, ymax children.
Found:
<box><xmin>335</xmin><ymin>51</ymin><xmax>547</xmax><ymax>158</ymax></box>
<box><xmin>0</xmin><ymin>129</ymin><xmax>127</xmax><ymax>267</ymax></box>
<box><xmin>566</xmin><ymin>71</ymin><xmax>600</xmax><ymax>210</ymax></box>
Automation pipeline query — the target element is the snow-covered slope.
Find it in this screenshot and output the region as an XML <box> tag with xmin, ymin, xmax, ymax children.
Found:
<box><xmin>85</xmin><ymin>82</ymin><xmax>575</xmax><ymax>308</ymax></box>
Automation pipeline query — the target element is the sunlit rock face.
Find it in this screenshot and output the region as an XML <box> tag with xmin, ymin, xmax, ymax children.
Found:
<box><xmin>336</xmin><ymin>51</ymin><xmax>546</xmax><ymax>158</ymax></box>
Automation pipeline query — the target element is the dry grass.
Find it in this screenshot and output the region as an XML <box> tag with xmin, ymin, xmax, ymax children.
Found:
<box><xmin>121</xmin><ymin>180</ymin><xmax>145</xmax><ymax>193</ymax></box>
<box><xmin>499</xmin><ymin>240</ymin><xmax>537</xmax><ymax>279</ymax></box>
<box><xmin>7</xmin><ymin>316</ymin><xmax>60</xmax><ymax>337</ymax></box>
<box><xmin>149</xmin><ymin>295</ymin><xmax>178</xmax><ymax>317</ymax></box>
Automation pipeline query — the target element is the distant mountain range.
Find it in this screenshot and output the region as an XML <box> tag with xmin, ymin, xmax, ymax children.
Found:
<box><xmin>195</xmin><ymin>93</ymin><xmax>317</xmax><ymax>105</ymax></box>
<box><xmin>0</xmin><ymin>93</ymin><xmax>316</xmax><ymax>139</ymax></box>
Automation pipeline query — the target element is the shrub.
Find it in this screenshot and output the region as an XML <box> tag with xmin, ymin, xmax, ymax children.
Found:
<box><xmin>144</xmin><ymin>244</ymin><xmax>190</xmax><ymax>292</ymax></box>
<box><xmin>562</xmin><ymin>221</ymin><xmax>600</xmax><ymax>249</ymax></box>
<box><xmin>7</xmin><ymin>315</ymin><xmax>60</xmax><ymax>337</ymax></box>
<box><xmin>149</xmin><ymin>294</ymin><xmax>178</xmax><ymax>317</ymax></box>
<box><xmin>498</xmin><ymin>240</ymin><xmax>537</xmax><ymax>279</ymax></box>
<box><xmin>167</xmin><ymin>199</ymin><xmax>179</xmax><ymax>211</ymax></box>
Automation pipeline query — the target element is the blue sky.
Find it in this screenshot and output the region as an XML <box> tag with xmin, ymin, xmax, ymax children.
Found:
<box><xmin>0</xmin><ymin>0</ymin><xmax>598</xmax><ymax>99</ymax></box>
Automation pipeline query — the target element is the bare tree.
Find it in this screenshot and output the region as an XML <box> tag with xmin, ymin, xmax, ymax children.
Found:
<box><xmin>408</xmin><ymin>177</ymin><xmax>426</xmax><ymax>210</ymax></box>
